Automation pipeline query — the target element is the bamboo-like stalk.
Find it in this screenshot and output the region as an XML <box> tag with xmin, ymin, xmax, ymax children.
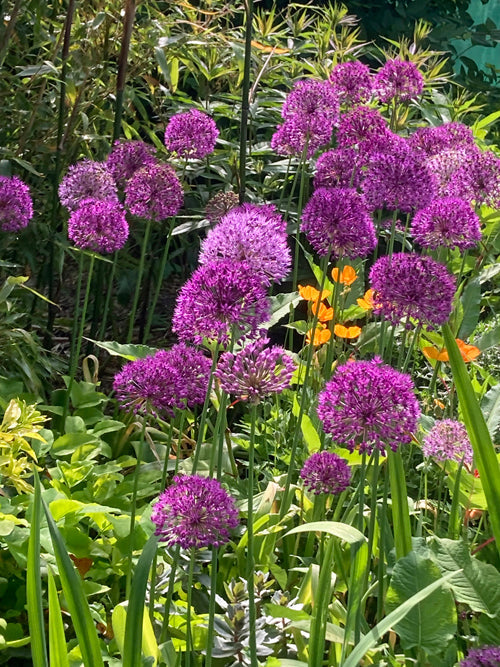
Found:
<box><xmin>113</xmin><ymin>0</ymin><xmax>137</xmax><ymax>142</ymax></box>
<box><xmin>238</xmin><ymin>0</ymin><xmax>254</xmax><ymax>203</ymax></box>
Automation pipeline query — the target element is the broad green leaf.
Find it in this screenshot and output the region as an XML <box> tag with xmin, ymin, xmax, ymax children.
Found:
<box><xmin>458</xmin><ymin>278</ymin><xmax>481</xmax><ymax>339</ymax></box>
<box><xmin>387</xmin><ymin>449</ymin><xmax>412</xmax><ymax>559</ymax></box>
<box><xmin>87</xmin><ymin>339</ymin><xmax>158</xmax><ymax>361</ymax></box>
<box><xmin>482</xmin><ymin>384</ymin><xmax>500</xmax><ymax>439</ymax></box>
<box><xmin>286</xmin><ymin>521</ymin><xmax>366</xmax><ymax>545</ymax></box>
<box><xmin>48</xmin><ymin>569</ymin><xmax>69</xmax><ymax>667</ymax></box>
<box><xmin>27</xmin><ymin>473</ymin><xmax>48</xmax><ymax>667</ymax></box>
<box><xmin>264</xmin><ymin>292</ymin><xmax>302</xmax><ymax>329</ymax></box>
<box><xmin>476</xmin><ymin>325</ymin><xmax>500</xmax><ymax>351</ymax></box>
<box><xmin>292</xmin><ymin>397</ymin><xmax>321</xmax><ymax>453</ymax></box>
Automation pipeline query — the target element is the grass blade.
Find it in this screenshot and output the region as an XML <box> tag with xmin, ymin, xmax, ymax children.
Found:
<box><xmin>387</xmin><ymin>449</ymin><xmax>412</xmax><ymax>559</ymax></box>
<box><xmin>48</xmin><ymin>568</ymin><xmax>70</xmax><ymax>667</ymax></box>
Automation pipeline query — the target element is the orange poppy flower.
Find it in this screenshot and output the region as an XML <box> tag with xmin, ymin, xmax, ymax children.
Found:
<box><xmin>422</xmin><ymin>346</ymin><xmax>449</xmax><ymax>362</ymax></box>
<box><xmin>334</xmin><ymin>324</ymin><xmax>362</xmax><ymax>339</ymax></box>
<box><xmin>331</xmin><ymin>265</ymin><xmax>357</xmax><ymax>285</ymax></box>
<box><xmin>298</xmin><ymin>284</ymin><xmax>332</xmax><ymax>303</ymax></box>
<box><xmin>357</xmin><ymin>288</ymin><xmax>375</xmax><ymax>311</ymax></box>
<box><xmin>306</xmin><ymin>324</ymin><xmax>332</xmax><ymax>346</ymax></box>
<box><xmin>456</xmin><ymin>339</ymin><xmax>481</xmax><ymax>362</ymax></box>
<box><xmin>311</xmin><ymin>301</ymin><xmax>334</xmax><ymax>322</ymax></box>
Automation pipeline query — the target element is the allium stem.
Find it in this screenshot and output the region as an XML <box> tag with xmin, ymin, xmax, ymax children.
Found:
<box><xmin>205</xmin><ymin>547</ymin><xmax>219</xmax><ymax>667</ymax></box>
<box><xmin>247</xmin><ymin>403</ymin><xmax>259</xmax><ymax>667</ymax></box>
<box><xmin>191</xmin><ymin>346</ymin><xmax>220</xmax><ymax>474</ymax></box>
<box><xmin>126</xmin><ymin>218</ymin><xmax>152</xmax><ymax>343</ymax></box>
<box><xmin>238</xmin><ymin>0</ymin><xmax>254</xmax><ymax>202</ymax></box>
<box><xmin>142</xmin><ymin>222</ymin><xmax>174</xmax><ymax>343</ymax></box>
<box><xmin>160</xmin><ymin>545</ymin><xmax>180</xmax><ymax>644</ymax></box>
<box><xmin>98</xmin><ymin>255</ymin><xmax>117</xmax><ymax>340</ymax></box>
<box><xmin>125</xmin><ymin>420</ymin><xmax>145</xmax><ymax>598</ymax></box>
<box><xmin>185</xmin><ymin>549</ymin><xmax>196</xmax><ymax>667</ymax></box>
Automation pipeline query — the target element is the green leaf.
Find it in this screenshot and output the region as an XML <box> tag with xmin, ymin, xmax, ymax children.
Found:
<box><xmin>385</xmin><ymin>552</ymin><xmax>456</xmax><ymax>654</ymax></box>
<box><xmin>292</xmin><ymin>397</ymin><xmax>321</xmax><ymax>453</ymax></box>
<box><xmin>87</xmin><ymin>339</ymin><xmax>158</xmax><ymax>361</ymax></box>
<box><xmin>27</xmin><ymin>473</ymin><xmax>48</xmax><ymax>667</ymax></box>
<box><xmin>51</xmin><ymin>432</ymin><xmax>98</xmax><ymax>456</ymax></box>
<box><xmin>387</xmin><ymin>449</ymin><xmax>412</xmax><ymax>559</ymax></box>
<box><xmin>482</xmin><ymin>384</ymin><xmax>500</xmax><ymax>439</ymax></box>
<box><xmin>458</xmin><ymin>278</ymin><xmax>481</xmax><ymax>339</ymax></box>
<box><xmin>285</xmin><ymin>521</ymin><xmax>366</xmax><ymax>545</ymax></box>
<box><xmin>48</xmin><ymin>569</ymin><xmax>70</xmax><ymax>667</ymax></box>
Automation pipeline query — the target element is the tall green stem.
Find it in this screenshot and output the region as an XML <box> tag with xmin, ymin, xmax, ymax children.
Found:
<box><xmin>127</xmin><ymin>219</ymin><xmax>152</xmax><ymax>343</ymax></box>
<box><xmin>247</xmin><ymin>403</ymin><xmax>259</xmax><ymax>667</ymax></box>
<box><xmin>113</xmin><ymin>0</ymin><xmax>137</xmax><ymax>141</ymax></box>
<box><xmin>142</xmin><ymin>222</ymin><xmax>174</xmax><ymax>343</ymax></box>
<box><xmin>238</xmin><ymin>0</ymin><xmax>254</xmax><ymax>202</ymax></box>
<box><xmin>125</xmin><ymin>420</ymin><xmax>145</xmax><ymax>598</ymax></box>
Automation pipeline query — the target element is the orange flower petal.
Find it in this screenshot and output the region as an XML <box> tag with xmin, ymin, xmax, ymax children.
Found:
<box><xmin>306</xmin><ymin>326</ymin><xmax>332</xmax><ymax>345</ymax></box>
<box><xmin>311</xmin><ymin>302</ymin><xmax>334</xmax><ymax>322</ymax></box>
<box><xmin>456</xmin><ymin>339</ymin><xmax>481</xmax><ymax>362</ymax></box>
<box><xmin>298</xmin><ymin>284</ymin><xmax>332</xmax><ymax>303</ymax></box>
<box><xmin>357</xmin><ymin>288</ymin><xmax>375</xmax><ymax>311</ymax></box>
<box><xmin>334</xmin><ymin>324</ymin><xmax>361</xmax><ymax>339</ymax></box>
<box><xmin>331</xmin><ymin>265</ymin><xmax>357</xmax><ymax>286</ymax></box>
<box><xmin>422</xmin><ymin>346</ymin><xmax>449</xmax><ymax>362</ymax></box>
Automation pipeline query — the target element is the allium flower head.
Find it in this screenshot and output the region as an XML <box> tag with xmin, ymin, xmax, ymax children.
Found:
<box><xmin>411</xmin><ymin>197</ymin><xmax>481</xmax><ymax>251</ymax></box>
<box><xmin>205</xmin><ymin>191</ymin><xmax>240</xmax><ymax>223</ymax></box>
<box><xmin>271</xmin><ymin>114</ymin><xmax>333</xmax><ymax>158</ymax></box>
<box><xmin>151</xmin><ymin>475</ymin><xmax>239</xmax><ymax>549</ymax></box>
<box><xmin>164</xmin><ymin>109</ymin><xmax>219</xmax><ymax>159</ymax></box>
<box><xmin>336</xmin><ymin>106</ymin><xmax>389</xmax><ymax>151</ymax></box>
<box><xmin>125</xmin><ymin>163</ymin><xmax>183</xmax><ymax>221</ymax></box>
<box><xmin>0</xmin><ymin>175</ymin><xmax>34</xmax><ymax>232</ymax></box>
<box><xmin>199</xmin><ymin>203</ymin><xmax>291</xmax><ymax>285</ymax></box>
<box><xmin>113</xmin><ymin>344</ymin><xmax>211</xmax><ymax>417</ymax></box>
<box><xmin>447</xmin><ymin>150</ymin><xmax>500</xmax><ymax>209</ymax></box>
<box><xmin>172</xmin><ymin>260</ymin><xmax>270</xmax><ymax>345</ymax></box>
<box><xmin>282</xmin><ymin>79</ymin><xmax>339</xmax><ymax>123</ymax></box>
<box><xmin>410</xmin><ymin>122</ymin><xmax>476</xmax><ymax>157</ymax></box>
<box><xmin>301</xmin><ymin>187</ymin><xmax>377</xmax><ymax>259</ymax></box>
<box><xmin>215</xmin><ymin>336</ymin><xmax>295</xmax><ymax>403</ymax></box>
<box><xmin>68</xmin><ymin>198</ymin><xmax>129</xmax><ymax>254</ymax></box>
<box><xmin>461</xmin><ymin>646</ymin><xmax>500</xmax><ymax>667</ymax></box>
<box><xmin>426</xmin><ymin>147</ymin><xmax>472</xmax><ymax>197</ymax></box>
<box><xmin>374</xmin><ymin>58</ymin><xmax>424</xmax><ymax>103</ymax></box>
<box><xmin>317</xmin><ymin>357</ymin><xmax>420</xmax><ymax>454</ymax></box>
<box><xmin>329</xmin><ymin>60</ymin><xmax>372</xmax><ymax>105</ymax></box>
<box><xmin>106</xmin><ymin>140</ymin><xmax>156</xmax><ymax>187</ymax></box>
<box><xmin>313</xmin><ymin>148</ymin><xmax>362</xmax><ymax>189</ymax></box>
<box><xmin>369</xmin><ymin>253</ymin><xmax>455</xmax><ymax>329</ymax></box>
<box><xmin>300</xmin><ymin>451</ymin><xmax>351</xmax><ymax>495</ymax></box>
<box><xmin>59</xmin><ymin>160</ymin><xmax>118</xmax><ymax>212</ymax></box>
<box><xmin>423</xmin><ymin>419</ymin><xmax>473</xmax><ymax>466</ymax></box>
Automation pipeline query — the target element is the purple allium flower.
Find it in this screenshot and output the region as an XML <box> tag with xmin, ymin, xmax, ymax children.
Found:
<box><xmin>199</xmin><ymin>203</ymin><xmax>291</xmax><ymax>285</ymax></box>
<box><xmin>300</xmin><ymin>451</ymin><xmax>351</xmax><ymax>495</ymax></box>
<box><xmin>301</xmin><ymin>187</ymin><xmax>377</xmax><ymax>259</ymax></box>
<box><xmin>68</xmin><ymin>198</ymin><xmax>129</xmax><ymax>254</ymax></box>
<box><xmin>113</xmin><ymin>343</ymin><xmax>211</xmax><ymax>417</ymax></box>
<box><xmin>215</xmin><ymin>335</ymin><xmax>295</xmax><ymax>403</ymax></box>
<box><xmin>317</xmin><ymin>357</ymin><xmax>420</xmax><ymax>454</ymax></box>
<box><xmin>164</xmin><ymin>109</ymin><xmax>219</xmax><ymax>160</ymax></box>
<box><xmin>106</xmin><ymin>140</ymin><xmax>156</xmax><ymax>187</ymax></box>
<box><xmin>461</xmin><ymin>646</ymin><xmax>500</xmax><ymax>667</ymax></box>
<box><xmin>362</xmin><ymin>147</ymin><xmax>437</xmax><ymax>213</ymax></box>
<box><xmin>374</xmin><ymin>58</ymin><xmax>424</xmax><ymax>103</ymax></box>
<box><xmin>447</xmin><ymin>151</ymin><xmax>500</xmax><ymax>209</ymax></box>
<box><xmin>0</xmin><ymin>175</ymin><xmax>34</xmax><ymax>232</ymax></box>
<box><xmin>151</xmin><ymin>474</ymin><xmax>239</xmax><ymax>549</ymax></box>
<box><xmin>125</xmin><ymin>163</ymin><xmax>183</xmax><ymax>221</ymax></box>
<box><xmin>426</xmin><ymin>147</ymin><xmax>472</xmax><ymax>197</ymax></box>
<box><xmin>409</xmin><ymin>122</ymin><xmax>476</xmax><ymax>157</ymax></box>
<box><xmin>205</xmin><ymin>191</ymin><xmax>240</xmax><ymax>223</ymax></box>
<box><xmin>282</xmin><ymin>79</ymin><xmax>339</xmax><ymax>123</ymax></box>
<box><xmin>411</xmin><ymin>197</ymin><xmax>481</xmax><ymax>251</ymax></box>
<box><xmin>422</xmin><ymin>419</ymin><xmax>473</xmax><ymax>466</ymax></box>
<box><xmin>59</xmin><ymin>160</ymin><xmax>118</xmax><ymax>212</ymax></box>
<box><xmin>369</xmin><ymin>253</ymin><xmax>455</xmax><ymax>329</ymax></box>
<box><xmin>172</xmin><ymin>260</ymin><xmax>270</xmax><ymax>345</ymax></box>
<box><xmin>329</xmin><ymin>60</ymin><xmax>373</xmax><ymax>105</ymax></box>
<box><xmin>271</xmin><ymin>114</ymin><xmax>334</xmax><ymax>159</ymax></box>
<box><xmin>313</xmin><ymin>148</ymin><xmax>362</xmax><ymax>189</ymax></box>
<box><xmin>336</xmin><ymin>106</ymin><xmax>389</xmax><ymax>151</ymax></box>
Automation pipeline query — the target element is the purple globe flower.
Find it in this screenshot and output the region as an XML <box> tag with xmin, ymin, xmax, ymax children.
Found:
<box><xmin>199</xmin><ymin>203</ymin><xmax>291</xmax><ymax>286</ymax></box>
<box><xmin>317</xmin><ymin>357</ymin><xmax>420</xmax><ymax>454</ymax></box>
<box><xmin>336</xmin><ymin>106</ymin><xmax>389</xmax><ymax>151</ymax></box>
<box><xmin>329</xmin><ymin>60</ymin><xmax>373</xmax><ymax>105</ymax></box>
<box><xmin>410</xmin><ymin>123</ymin><xmax>476</xmax><ymax>157</ymax></box>
<box><xmin>271</xmin><ymin>114</ymin><xmax>334</xmax><ymax>159</ymax></box>
<box><xmin>172</xmin><ymin>260</ymin><xmax>270</xmax><ymax>345</ymax></box>
<box><xmin>164</xmin><ymin>109</ymin><xmax>219</xmax><ymax>159</ymax></box>
<box><xmin>215</xmin><ymin>335</ymin><xmax>295</xmax><ymax>403</ymax></box>
<box><xmin>59</xmin><ymin>160</ymin><xmax>118</xmax><ymax>212</ymax></box>
<box><xmin>113</xmin><ymin>344</ymin><xmax>211</xmax><ymax>417</ymax></box>
<box><xmin>301</xmin><ymin>187</ymin><xmax>377</xmax><ymax>259</ymax></box>
<box><xmin>461</xmin><ymin>646</ymin><xmax>500</xmax><ymax>667</ymax></box>
<box><xmin>281</xmin><ymin>79</ymin><xmax>339</xmax><ymax>123</ymax></box>
<box><xmin>422</xmin><ymin>419</ymin><xmax>473</xmax><ymax>466</ymax></box>
<box><xmin>125</xmin><ymin>163</ymin><xmax>183</xmax><ymax>221</ymax></box>
<box><xmin>151</xmin><ymin>474</ymin><xmax>239</xmax><ymax>549</ymax></box>
<box><xmin>374</xmin><ymin>58</ymin><xmax>424</xmax><ymax>103</ymax></box>
<box><xmin>411</xmin><ymin>197</ymin><xmax>481</xmax><ymax>251</ymax></box>
<box><xmin>447</xmin><ymin>151</ymin><xmax>500</xmax><ymax>209</ymax></box>
<box><xmin>313</xmin><ymin>148</ymin><xmax>362</xmax><ymax>190</ymax></box>
<box><xmin>106</xmin><ymin>140</ymin><xmax>156</xmax><ymax>187</ymax></box>
<box><xmin>300</xmin><ymin>451</ymin><xmax>351</xmax><ymax>495</ymax></box>
<box><xmin>205</xmin><ymin>191</ymin><xmax>240</xmax><ymax>223</ymax></box>
<box><xmin>68</xmin><ymin>198</ymin><xmax>129</xmax><ymax>254</ymax></box>
<box><xmin>369</xmin><ymin>253</ymin><xmax>455</xmax><ymax>329</ymax></box>
<box><xmin>426</xmin><ymin>147</ymin><xmax>473</xmax><ymax>197</ymax></box>
<box><xmin>0</xmin><ymin>175</ymin><xmax>34</xmax><ymax>232</ymax></box>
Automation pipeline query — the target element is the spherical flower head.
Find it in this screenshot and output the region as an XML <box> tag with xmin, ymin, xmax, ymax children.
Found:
<box><xmin>410</xmin><ymin>122</ymin><xmax>476</xmax><ymax>157</ymax></box>
<box><xmin>59</xmin><ymin>160</ymin><xmax>118</xmax><ymax>212</ymax></box>
<box><xmin>317</xmin><ymin>357</ymin><xmax>420</xmax><ymax>454</ymax></box>
<box><xmin>0</xmin><ymin>175</ymin><xmax>33</xmax><ymax>232</ymax></box>
<box><xmin>329</xmin><ymin>60</ymin><xmax>373</xmax><ymax>105</ymax></box>
<box><xmin>205</xmin><ymin>191</ymin><xmax>240</xmax><ymax>223</ymax></box>
<box><xmin>369</xmin><ymin>253</ymin><xmax>455</xmax><ymax>329</ymax></box>
<box><xmin>271</xmin><ymin>114</ymin><xmax>334</xmax><ymax>159</ymax></box>
<box><xmin>68</xmin><ymin>198</ymin><xmax>129</xmax><ymax>253</ymax></box>
<box><xmin>447</xmin><ymin>150</ymin><xmax>500</xmax><ymax>209</ymax></box>
<box><xmin>461</xmin><ymin>646</ymin><xmax>500</xmax><ymax>667</ymax></box>
<box><xmin>113</xmin><ymin>344</ymin><xmax>211</xmax><ymax>417</ymax></box>
<box><xmin>374</xmin><ymin>58</ymin><xmax>424</xmax><ymax>103</ymax></box>
<box><xmin>423</xmin><ymin>419</ymin><xmax>473</xmax><ymax>466</ymax></box>
<box><xmin>301</xmin><ymin>187</ymin><xmax>377</xmax><ymax>259</ymax></box>
<box><xmin>151</xmin><ymin>474</ymin><xmax>239</xmax><ymax>549</ymax></box>
<box><xmin>411</xmin><ymin>197</ymin><xmax>481</xmax><ymax>251</ymax></box>
<box><xmin>199</xmin><ymin>203</ymin><xmax>291</xmax><ymax>286</ymax></box>
<box><xmin>172</xmin><ymin>260</ymin><xmax>270</xmax><ymax>345</ymax></box>
<box><xmin>300</xmin><ymin>451</ymin><xmax>351</xmax><ymax>495</ymax></box>
<box><xmin>282</xmin><ymin>79</ymin><xmax>339</xmax><ymax>123</ymax></box>
<box><xmin>215</xmin><ymin>335</ymin><xmax>295</xmax><ymax>403</ymax></box>
<box><xmin>106</xmin><ymin>140</ymin><xmax>156</xmax><ymax>187</ymax></box>
<box><xmin>164</xmin><ymin>109</ymin><xmax>219</xmax><ymax>159</ymax></box>
<box><xmin>313</xmin><ymin>148</ymin><xmax>362</xmax><ymax>189</ymax></box>
<box><xmin>125</xmin><ymin>163</ymin><xmax>183</xmax><ymax>221</ymax></box>
<box><xmin>426</xmin><ymin>147</ymin><xmax>473</xmax><ymax>197</ymax></box>
<box><xmin>336</xmin><ymin>106</ymin><xmax>389</xmax><ymax>151</ymax></box>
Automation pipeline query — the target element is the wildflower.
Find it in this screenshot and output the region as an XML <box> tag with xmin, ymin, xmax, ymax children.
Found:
<box><xmin>336</xmin><ymin>106</ymin><xmax>389</xmax><ymax>151</ymax></box>
<box><xmin>301</xmin><ymin>187</ymin><xmax>377</xmax><ymax>259</ymax></box>
<box><xmin>205</xmin><ymin>191</ymin><xmax>240</xmax><ymax>223</ymax></box>
<box><xmin>125</xmin><ymin>163</ymin><xmax>183</xmax><ymax>221</ymax></box>
<box><xmin>311</xmin><ymin>302</ymin><xmax>334</xmax><ymax>322</ymax></box>
<box><xmin>357</xmin><ymin>288</ymin><xmax>375</xmax><ymax>311</ymax></box>
<box><xmin>329</xmin><ymin>60</ymin><xmax>372</xmax><ymax>105</ymax></box>
<box><xmin>164</xmin><ymin>109</ymin><xmax>219</xmax><ymax>159</ymax></box>
<box><xmin>422</xmin><ymin>419</ymin><xmax>473</xmax><ymax>466</ymax></box>
<box><xmin>374</xmin><ymin>58</ymin><xmax>424</xmax><ymax>103</ymax></box>
<box><xmin>317</xmin><ymin>357</ymin><xmax>420</xmax><ymax>454</ymax></box>
<box><xmin>422</xmin><ymin>346</ymin><xmax>449</xmax><ymax>362</ymax></box>
<box><xmin>331</xmin><ymin>265</ymin><xmax>357</xmax><ymax>285</ymax></box>
<box><xmin>68</xmin><ymin>199</ymin><xmax>129</xmax><ymax>254</ymax></box>
<box><xmin>422</xmin><ymin>339</ymin><xmax>480</xmax><ymax>363</ymax></box>
<box><xmin>0</xmin><ymin>175</ymin><xmax>34</xmax><ymax>232</ymax></box>
<box><xmin>172</xmin><ymin>260</ymin><xmax>270</xmax><ymax>345</ymax></box>
<box><xmin>151</xmin><ymin>475</ymin><xmax>239</xmax><ymax>549</ymax></box>
<box><xmin>300</xmin><ymin>451</ymin><xmax>351</xmax><ymax>495</ymax></box>
<box><xmin>298</xmin><ymin>285</ymin><xmax>331</xmax><ymax>303</ymax></box>
<box><xmin>113</xmin><ymin>344</ymin><xmax>211</xmax><ymax>417</ymax></box>
<box><xmin>369</xmin><ymin>253</ymin><xmax>455</xmax><ymax>329</ymax></box>
<box><xmin>106</xmin><ymin>140</ymin><xmax>156</xmax><ymax>187</ymax></box>
<box><xmin>447</xmin><ymin>151</ymin><xmax>500</xmax><ymax>209</ymax></box>
<box><xmin>59</xmin><ymin>160</ymin><xmax>118</xmax><ymax>212</ymax></box>
<box><xmin>409</xmin><ymin>123</ymin><xmax>476</xmax><ymax>157</ymax></box>
<box><xmin>314</xmin><ymin>148</ymin><xmax>362</xmax><ymax>190</ymax></box>
<box><xmin>411</xmin><ymin>197</ymin><xmax>481</xmax><ymax>251</ymax></box>
<box><xmin>215</xmin><ymin>336</ymin><xmax>295</xmax><ymax>403</ymax></box>
<box><xmin>199</xmin><ymin>203</ymin><xmax>291</xmax><ymax>286</ymax></box>
<box><xmin>334</xmin><ymin>324</ymin><xmax>361</xmax><ymax>338</ymax></box>
<box><xmin>460</xmin><ymin>645</ymin><xmax>500</xmax><ymax>667</ymax></box>
<box><xmin>306</xmin><ymin>324</ymin><xmax>331</xmax><ymax>346</ymax></box>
